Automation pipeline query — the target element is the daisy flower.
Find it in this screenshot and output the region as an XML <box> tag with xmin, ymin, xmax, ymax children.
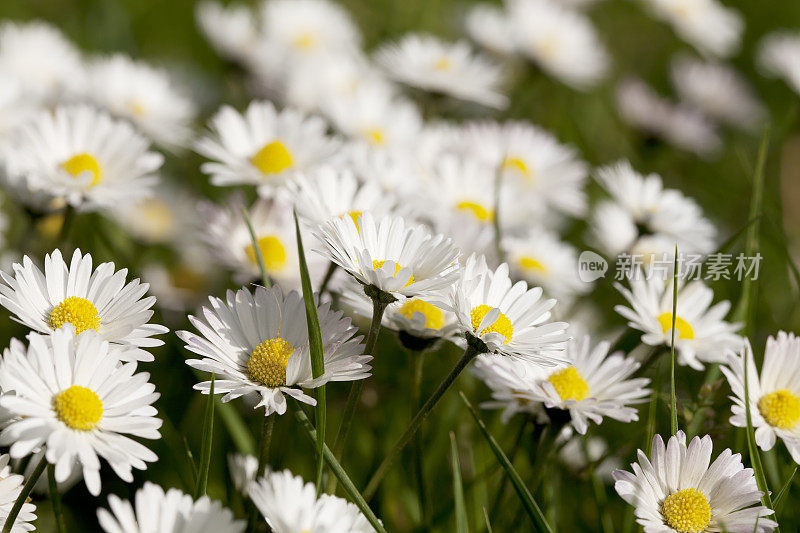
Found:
<box><xmin>670</xmin><ymin>56</ymin><xmax>764</xmax><ymax>130</ymax></box>
<box><xmin>507</xmin><ymin>0</ymin><xmax>609</xmax><ymax>89</ymax></box>
<box><xmin>0</xmin><ymin>78</ymin><xmax>38</xmax><ymax>141</ymax></box>
<box><xmin>721</xmin><ymin>332</ymin><xmax>800</xmax><ymax>464</ymax></box>
<box><xmin>614</xmin><ymin>277</ymin><xmax>741</xmax><ymax>370</ymax></box>
<box><xmin>758</xmin><ymin>31</ymin><xmax>800</xmax><ymax>96</ymax></box>
<box><xmin>471</xmin><ymin>353</ymin><xmax>548</xmax><ymax>423</ymax></box>
<box><xmin>4</xmin><ymin>105</ymin><xmax>163</xmax><ymax>212</ymax></box>
<box><xmin>523</xmin><ymin>336</ymin><xmax>651</xmax><ymax>434</ymax></box>
<box><xmin>613</xmin><ymin>431</ymin><xmax>777</xmax><ymax>532</ymax></box>
<box><xmin>249</xmin><ymin>469</ymin><xmax>373</xmax><ymax>532</ymax></box>
<box><xmin>195</xmin><ymin>1</ymin><xmax>260</xmax><ymax>64</ymax></box>
<box><xmin>97</xmin><ymin>481</ymin><xmax>245</xmax><ymax>533</ymax></box>
<box><xmin>376</xmin><ymin>34</ymin><xmax>507</xmax><ymax>108</ymax></box>
<box><xmin>178</xmin><ymin>285</ymin><xmax>372</xmax><ymax>417</ymax></box>
<box><xmin>195</xmin><ymin>101</ymin><xmax>339</xmax><ymax>195</ymax></box>
<box><xmin>643</xmin><ymin>0</ymin><xmax>743</xmax><ymax>58</ymax></box>
<box><xmin>228</xmin><ymin>453</ymin><xmax>262</xmax><ymax>494</ymax></box>
<box><xmin>464</xmin><ymin>3</ymin><xmax>516</xmax><ymax>56</ymax></box>
<box><xmin>83</xmin><ymin>54</ymin><xmax>197</xmax><ymax>149</ymax></box>
<box><xmin>442</xmin><ymin>254</ymin><xmax>569</xmax><ymax>363</ymax></box>
<box><xmin>0</xmin><ymin>248</ymin><xmax>168</xmax><ymax>362</ymax></box>
<box><xmin>0</xmin><ymin>454</ymin><xmax>37</xmax><ymax>533</ymax></box>
<box><xmin>0</xmin><ymin>328</ymin><xmax>162</xmax><ymax>496</ymax></box>
<box><xmin>315</xmin><ymin>212</ymin><xmax>461</xmax><ymax>298</ymax></box>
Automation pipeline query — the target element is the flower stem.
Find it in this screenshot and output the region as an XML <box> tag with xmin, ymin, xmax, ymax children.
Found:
<box><xmin>56</xmin><ymin>204</ymin><xmax>75</xmax><ymax>245</ymax></box>
<box><xmin>319</xmin><ymin>261</ymin><xmax>338</xmax><ymax>295</ymax></box>
<box><xmin>248</xmin><ymin>415</ymin><xmax>275</xmax><ymax>532</ymax></box>
<box><xmin>410</xmin><ymin>349</ymin><xmax>429</xmax><ymax>526</ymax></box>
<box><xmin>363</xmin><ymin>338</ymin><xmax>485</xmax><ymax>500</ymax></box>
<box><xmin>48</xmin><ymin>464</ymin><xmax>66</xmax><ymax>533</ymax></box>
<box><xmin>2</xmin><ymin>454</ymin><xmax>48</xmax><ymax>533</ymax></box>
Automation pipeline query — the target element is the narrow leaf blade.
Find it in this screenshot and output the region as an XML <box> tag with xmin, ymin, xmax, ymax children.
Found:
<box><xmin>450</xmin><ymin>432</ymin><xmax>469</xmax><ymax>533</ymax></box>
<box><xmin>194</xmin><ymin>374</ymin><xmax>215</xmax><ymax>498</ymax></box>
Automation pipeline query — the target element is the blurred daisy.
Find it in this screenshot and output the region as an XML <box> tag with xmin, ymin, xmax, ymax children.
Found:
<box><xmin>0</xmin><ymin>248</ymin><xmax>168</xmax><ymax>362</ymax></box>
<box><xmin>559</xmin><ymin>435</ymin><xmax>621</xmax><ymax>483</ymax></box>
<box><xmin>0</xmin><ymin>328</ymin><xmax>162</xmax><ymax>496</ymax></box>
<box><xmin>376</xmin><ymin>34</ymin><xmax>507</xmax><ymax>108</ymax></box>
<box><xmin>472</xmin><ymin>353</ymin><xmax>548</xmax><ymax>423</ymax></box>
<box><xmin>5</xmin><ymin>105</ymin><xmax>163</xmax><ymax>212</ymax></box>
<box><xmin>464</xmin><ymin>4</ymin><xmax>516</xmax><ymax>56</ymax></box>
<box><xmin>615</xmin><ymin>277</ymin><xmax>741</xmax><ymax>370</ymax></box>
<box><xmin>0</xmin><ymin>21</ymin><xmax>84</xmax><ymax>103</ymax></box>
<box><xmin>0</xmin><ymin>454</ymin><xmax>37</xmax><ymax>533</ymax></box>
<box><xmin>315</xmin><ymin>212</ymin><xmax>461</xmax><ymax>298</ymax></box>
<box><xmin>178</xmin><ymin>285</ymin><xmax>372</xmax><ymax>416</ymax></box>
<box><xmin>507</xmin><ymin>0</ymin><xmax>609</xmax><ymax>89</ymax></box>
<box><xmin>613</xmin><ymin>431</ymin><xmax>777</xmax><ymax>532</ymax></box>
<box><xmin>196</xmin><ymin>1</ymin><xmax>260</xmax><ymax>64</ymax></box>
<box><xmin>670</xmin><ymin>56</ymin><xmax>764</xmax><ymax>130</ymax></box>
<box><xmin>0</xmin><ymin>79</ymin><xmax>37</xmax><ymax>140</ymax></box>
<box><xmin>721</xmin><ymin>332</ymin><xmax>800</xmax><ymax>464</ymax></box>
<box><xmin>758</xmin><ymin>31</ymin><xmax>800</xmax><ymax>96</ymax></box>
<box><xmin>228</xmin><ymin>453</ymin><xmax>262</xmax><ymax>494</ymax></box>
<box><xmin>196</xmin><ymin>101</ymin><xmax>339</xmax><ymax>195</ymax></box>
<box><xmin>525</xmin><ymin>336</ymin><xmax>650</xmax><ymax>434</ymax></box>
<box><xmin>249</xmin><ymin>469</ymin><xmax>373</xmax><ymax>532</ymax></box>
<box><xmin>643</xmin><ymin>0</ymin><xmax>743</xmax><ymax>58</ymax></box>
<box><xmin>84</xmin><ymin>54</ymin><xmax>197</xmax><ymax>149</ymax></box>
<box><xmin>442</xmin><ymin>254</ymin><xmax>569</xmax><ymax>363</ymax></box>
<box><xmin>97</xmin><ymin>481</ymin><xmax>244</xmax><ymax>533</ymax></box>
<box><xmin>113</xmin><ymin>185</ymin><xmax>194</xmax><ymax>245</ymax></box>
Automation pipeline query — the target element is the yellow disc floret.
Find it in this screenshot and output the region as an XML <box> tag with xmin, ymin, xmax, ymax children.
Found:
<box><xmin>518</xmin><ymin>256</ymin><xmax>547</xmax><ymax>274</ymax></box>
<box><xmin>661</xmin><ymin>488</ymin><xmax>711</xmax><ymax>533</ymax></box>
<box><xmin>48</xmin><ymin>296</ymin><xmax>101</xmax><ymax>334</ymax></box>
<box><xmin>502</xmin><ymin>156</ymin><xmax>533</xmax><ymax>181</ymax></box>
<box><xmin>53</xmin><ymin>385</ymin><xmax>103</xmax><ymax>431</ymax></box>
<box><xmin>365</xmin><ymin>128</ymin><xmax>385</xmax><ymax>146</ymax></box>
<box><xmin>373</xmin><ymin>260</ymin><xmax>414</xmax><ymax>287</ymax></box>
<box><xmin>246</xmin><ymin>338</ymin><xmax>295</xmax><ymax>388</ymax></box>
<box><xmin>657</xmin><ymin>313</ymin><xmax>695</xmax><ymax>341</ymax></box>
<box><xmin>470</xmin><ymin>304</ymin><xmax>513</xmax><ymax>344</ymax></box>
<box><xmin>758</xmin><ymin>389</ymin><xmax>800</xmax><ymax>429</ymax></box>
<box><xmin>547</xmin><ymin>366</ymin><xmax>590</xmax><ymax>402</ymax></box>
<box><xmin>61</xmin><ymin>153</ymin><xmax>102</xmax><ymax>186</ymax></box>
<box><xmin>456</xmin><ymin>201</ymin><xmax>494</xmax><ymax>222</ymax></box>
<box><xmin>251</xmin><ymin>141</ymin><xmax>293</xmax><ymax>175</ymax></box>
<box><xmin>244</xmin><ymin>236</ymin><xmax>287</xmax><ymax>272</ymax></box>
<box><xmin>399</xmin><ymin>299</ymin><xmax>445</xmax><ymax>330</ymax></box>
<box><xmin>434</xmin><ymin>56</ymin><xmax>452</xmax><ymax>70</ymax></box>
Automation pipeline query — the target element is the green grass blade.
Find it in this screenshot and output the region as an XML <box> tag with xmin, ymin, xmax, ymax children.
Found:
<box><xmin>460</xmin><ymin>392</ymin><xmax>553</xmax><ymax>533</ymax></box>
<box><xmin>773</xmin><ymin>466</ymin><xmax>797</xmax><ymax>512</ymax></box>
<box><xmin>483</xmin><ymin>508</ymin><xmax>493</xmax><ymax>533</ymax></box>
<box><xmin>670</xmin><ymin>245</ymin><xmax>679</xmax><ymax>436</ymax></box>
<box><xmin>294</xmin><ymin>211</ymin><xmax>327</xmax><ymax>495</ymax></box>
<box><xmin>450</xmin><ymin>432</ymin><xmax>469</xmax><ymax>533</ymax></box>
<box><xmin>743</xmin><ymin>350</ymin><xmax>776</xmax><ymax>524</ymax></box>
<box><xmin>190</xmin><ymin>368</ymin><xmax>255</xmax><ymax>455</ymax></box>
<box><xmin>194</xmin><ymin>374</ymin><xmax>215</xmax><ymax>498</ymax></box>
<box><xmin>242</xmin><ymin>207</ymin><xmax>272</xmax><ymax>288</ymax></box>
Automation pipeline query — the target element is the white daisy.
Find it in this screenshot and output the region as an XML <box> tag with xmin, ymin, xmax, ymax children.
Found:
<box><xmin>97</xmin><ymin>481</ymin><xmax>245</xmax><ymax>533</ymax></box>
<box><xmin>670</xmin><ymin>56</ymin><xmax>764</xmax><ymax>130</ymax></box>
<box><xmin>228</xmin><ymin>453</ymin><xmax>262</xmax><ymax>494</ymax></box>
<box><xmin>721</xmin><ymin>332</ymin><xmax>800</xmax><ymax>464</ymax></box>
<box><xmin>471</xmin><ymin>353</ymin><xmax>548</xmax><ymax>423</ymax></box>
<box><xmin>178</xmin><ymin>285</ymin><xmax>372</xmax><ymax>417</ymax></box>
<box><xmin>613</xmin><ymin>431</ymin><xmax>777</xmax><ymax>532</ymax></box>
<box><xmin>441</xmin><ymin>254</ymin><xmax>569</xmax><ymax>363</ymax></box>
<box><xmin>614</xmin><ymin>277</ymin><xmax>741</xmax><ymax>370</ymax></box>
<box><xmin>758</xmin><ymin>31</ymin><xmax>800</xmax><ymax>96</ymax></box>
<box><xmin>4</xmin><ymin>105</ymin><xmax>164</xmax><ymax>212</ymax></box>
<box><xmin>249</xmin><ymin>469</ymin><xmax>373</xmax><ymax>532</ymax></box>
<box><xmin>0</xmin><ymin>454</ymin><xmax>37</xmax><ymax>533</ymax></box>
<box><xmin>464</xmin><ymin>3</ymin><xmax>516</xmax><ymax>56</ymax></box>
<box><xmin>314</xmin><ymin>212</ymin><xmax>461</xmax><ymax>298</ymax></box>
<box><xmin>0</xmin><ymin>78</ymin><xmax>38</xmax><ymax>141</ymax></box>
<box><xmin>83</xmin><ymin>54</ymin><xmax>197</xmax><ymax>149</ymax></box>
<box><xmin>507</xmin><ymin>0</ymin><xmax>609</xmax><ymax>89</ymax></box>
<box><xmin>376</xmin><ymin>34</ymin><xmax>507</xmax><ymax>108</ymax></box>
<box><xmin>0</xmin><ymin>248</ymin><xmax>168</xmax><ymax>362</ymax></box>
<box><xmin>195</xmin><ymin>1</ymin><xmax>260</xmax><ymax>64</ymax></box>
<box><xmin>195</xmin><ymin>101</ymin><xmax>339</xmax><ymax>196</ymax></box>
<box><xmin>113</xmin><ymin>185</ymin><xmax>194</xmax><ymax>245</ymax></box>
<box><xmin>0</xmin><ymin>328</ymin><xmax>162</xmax><ymax>496</ymax></box>
<box><xmin>643</xmin><ymin>0</ymin><xmax>743</xmax><ymax>58</ymax></box>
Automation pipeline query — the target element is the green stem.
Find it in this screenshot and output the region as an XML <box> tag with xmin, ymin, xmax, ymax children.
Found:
<box><xmin>669</xmin><ymin>245</ymin><xmax>679</xmax><ymax>436</ymax></box>
<box><xmin>319</xmin><ymin>261</ymin><xmax>338</xmax><ymax>295</ymax></box>
<box><xmin>56</xmin><ymin>204</ymin><xmax>75</xmax><ymax>245</ymax></box>
<box><xmin>248</xmin><ymin>415</ymin><xmax>275</xmax><ymax>532</ymax></box>
<box><xmin>489</xmin><ymin>418</ymin><xmax>528</xmax><ymax>520</ymax></box>
<box><xmin>363</xmin><ymin>338</ymin><xmax>485</xmax><ymax>500</ymax></box>
<box><xmin>48</xmin><ymin>464</ymin><xmax>66</xmax><ymax>533</ymax></box>
<box><xmin>410</xmin><ymin>349</ymin><xmax>428</xmax><ymax>526</ymax></box>
<box><xmin>242</xmin><ymin>207</ymin><xmax>272</xmax><ymax>288</ymax></box>
<box><xmin>493</xmin><ymin>160</ymin><xmax>506</xmax><ymax>264</ymax></box>
<box><xmin>2</xmin><ymin>454</ymin><xmax>48</xmax><ymax>533</ymax></box>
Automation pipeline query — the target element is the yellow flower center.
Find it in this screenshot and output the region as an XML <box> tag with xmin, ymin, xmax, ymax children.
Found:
<box><xmin>398</xmin><ymin>299</ymin><xmax>445</xmax><ymax>330</ymax></box>
<box><xmin>758</xmin><ymin>389</ymin><xmax>800</xmax><ymax>429</ymax></box>
<box><xmin>661</xmin><ymin>488</ymin><xmax>711</xmax><ymax>533</ymax></box>
<box><xmin>343</xmin><ymin>211</ymin><xmax>362</xmax><ymax>226</ymax></box>
<box><xmin>373</xmin><ymin>260</ymin><xmax>414</xmax><ymax>287</ymax></box>
<box><xmin>246</xmin><ymin>338</ymin><xmax>295</xmax><ymax>388</ymax></box>
<box><xmin>518</xmin><ymin>256</ymin><xmax>547</xmax><ymax>274</ymax></box>
<box><xmin>244</xmin><ymin>236</ymin><xmax>288</xmax><ymax>272</ymax></box>
<box><xmin>502</xmin><ymin>156</ymin><xmax>533</xmax><ymax>181</ymax></box>
<box><xmin>47</xmin><ymin>296</ymin><xmax>101</xmax><ymax>334</ymax></box>
<box><xmin>292</xmin><ymin>32</ymin><xmax>317</xmax><ymax>50</ymax></box>
<box><xmin>61</xmin><ymin>153</ymin><xmax>102</xmax><ymax>186</ymax></box>
<box><xmin>657</xmin><ymin>313</ymin><xmax>694</xmax><ymax>341</ymax></box>
<box><xmin>53</xmin><ymin>385</ymin><xmax>103</xmax><ymax>431</ymax></box>
<box><xmin>434</xmin><ymin>56</ymin><xmax>452</xmax><ymax>70</ymax></box>
<box><xmin>547</xmin><ymin>366</ymin><xmax>590</xmax><ymax>401</ymax></box>
<box><xmin>251</xmin><ymin>141</ymin><xmax>293</xmax><ymax>175</ymax></box>
<box><xmin>457</xmin><ymin>201</ymin><xmax>494</xmax><ymax>222</ymax></box>
<box><xmin>365</xmin><ymin>128</ymin><xmax>385</xmax><ymax>146</ymax></box>
<box><xmin>138</xmin><ymin>199</ymin><xmax>175</xmax><ymax>240</ymax></box>
<box><xmin>470</xmin><ymin>304</ymin><xmax>513</xmax><ymax>343</ymax></box>
<box><xmin>130</xmin><ymin>100</ymin><xmax>147</xmax><ymax>117</ymax></box>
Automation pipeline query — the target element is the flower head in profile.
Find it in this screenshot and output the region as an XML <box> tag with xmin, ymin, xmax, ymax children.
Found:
<box><xmin>0</xmin><ymin>329</ymin><xmax>162</xmax><ymax>496</ymax></box>
<box><xmin>178</xmin><ymin>285</ymin><xmax>371</xmax><ymax>416</ymax></box>
<box><xmin>758</xmin><ymin>31</ymin><xmax>800</xmax><ymax>96</ymax></box>
<box><xmin>471</xmin><ymin>353</ymin><xmax>549</xmax><ymax>423</ymax></box>
<box><xmin>195</xmin><ymin>1</ymin><xmax>260</xmax><ymax>64</ymax></box>
<box><xmin>0</xmin><ymin>248</ymin><xmax>168</xmax><ymax>362</ymax></box>
<box><xmin>721</xmin><ymin>332</ymin><xmax>800</xmax><ymax>464</ymax></box>
<box><xmin>464</xmin><ymin>4</ymin><xmax>516</xmax><ymax>56</ymax></box>
<box><xmin>97</xmin><ymin>482</ymin><xmax>244</xmax><ymax>533</ymax></box>
<box><xmin>613</xmin><ymin>431</ymin><xmax>777</xmax><ymax>532</ymax></box>
<box><xmin>249</xmin><ymin>469</ymin><xmax>374</xmax><ymax>532</ymax></box>
<box><xmin>227</xmin><ymin>453</ymin><xmax>263</xmax><ymax>495</ymax></box>
<box><xmin>643</xmin><ymin>0</ymin><xmax>743</xmax><ymax>58</ymax></box>
<box><xmin>0</xmin><ymin>454</ymin><xmax>37</xmax><ymax>532</ymax></box>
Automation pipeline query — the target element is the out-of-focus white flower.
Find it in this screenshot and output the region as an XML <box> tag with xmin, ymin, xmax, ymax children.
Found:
<box><xmin>0</xmin><ymin>453</ymin><xmax>37</xmax><ymax>533</ymax></box>
<box><xmin>228</xmin><ymin>454</ymin><xmax>263</xmax><ymax>495</ymax></box>
<box><xmin>507</xmin><ymin>0</ymin><xmax>609</xmax><ymax>89</ymax></box>
<box><xmin>558</xmin><ymin>435</ymin><xmax>621</xmax><ymax>483</ymax></box>
<box><xmin>376</xmin><ymin>34</ymin><xmax>507</xmax><ymax>108</ymax></box>
<box><xmin>0</xmin><ymin>79</ymin><xmax>38</xmax><ymax>140</ymax></box>
<box><xmin>758</xmin><ymin>31</ymin><xmax>800</xmax><ymax>96</ymax></box>
<box><xmin>464</xmin><ymin>4</ymin><xmax>516</xmax><ymax>56</ymax></box>
<box><xmin>471</xmin><ymin>353</ymin><xmax>548</xmax><ymax>423</ymax></box>
<box><xmin>196</xmin><ymin>1</ymin><xmax>260</xmax><ymax>64</ymax></box>
<box><xmin>643</xmin><ymin>0</ymin><xmax>743</xmax><ymax>58</ymax></box>
<box><xmin>670</xmin><ymin>56</ymin><xmax>764</xmax><ymax>130</ymax></box>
